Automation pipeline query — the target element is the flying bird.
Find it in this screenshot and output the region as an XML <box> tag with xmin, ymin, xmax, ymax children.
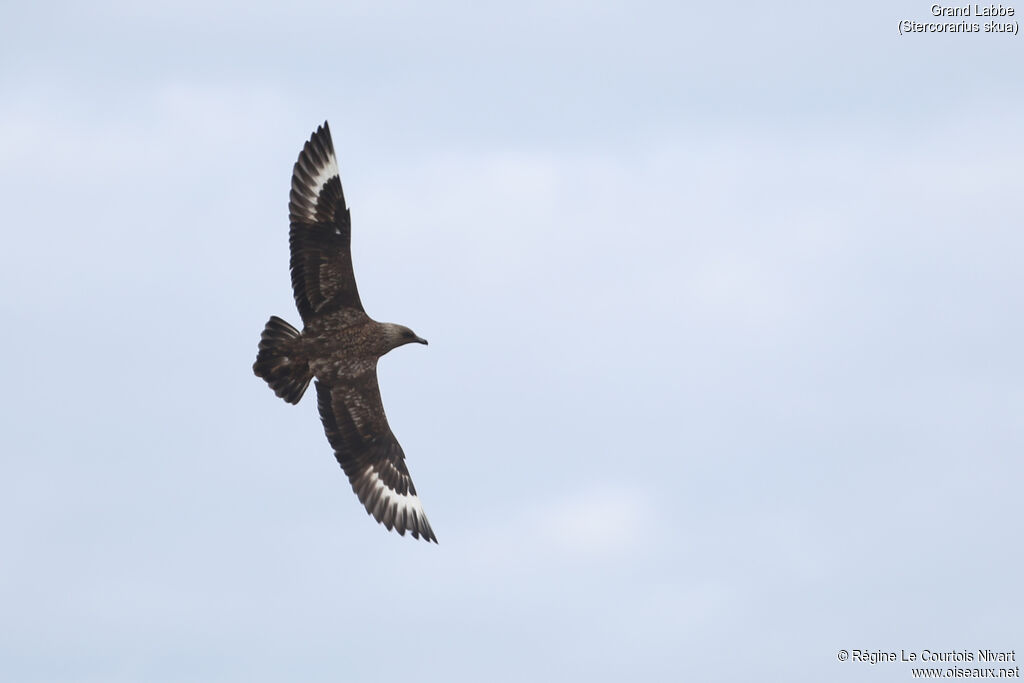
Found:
<box><xmin>253</xmin><ymin>122</ymin><xmax>437</xmax><ymax>543</ymax></box>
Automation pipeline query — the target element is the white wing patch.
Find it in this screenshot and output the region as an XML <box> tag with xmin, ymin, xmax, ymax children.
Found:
<box><xmin>365</xmin><ymin>469</ymin><xmax>430</xmax><ymax>529</ymax></box>
<box><xmin>292</xmin><ymin>146</ymin><xmax>340</xmax><ymax>222</ymax></box>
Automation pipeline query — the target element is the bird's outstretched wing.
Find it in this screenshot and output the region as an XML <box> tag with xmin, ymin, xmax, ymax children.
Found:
<box><xmin>288</xmin><ymin>122</ymin><xmax>364</xmax><ymax>323</ymax></box>
<box><xmin>315</xmin><ymin>377</ymin><xmax>437</xmax><ymax>543</ymax></box>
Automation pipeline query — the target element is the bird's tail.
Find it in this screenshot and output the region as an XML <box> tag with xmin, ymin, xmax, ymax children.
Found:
<box><xmin>253</xmin><ymin>316</ymin><xmax>313</xmax><ymax>404</ymax></box>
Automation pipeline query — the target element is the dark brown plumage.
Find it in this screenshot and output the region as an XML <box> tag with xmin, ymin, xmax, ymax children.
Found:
<box><xmin>254</xmin><ymin>122</ymin><xmax>436</xmax><ymax>543</ymax></box>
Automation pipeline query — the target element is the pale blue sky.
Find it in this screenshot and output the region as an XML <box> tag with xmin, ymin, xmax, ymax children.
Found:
<box><xmin>2</xmin><ymin>2</ymin><xmax>1022</xmax><ymax>681</ymax></box>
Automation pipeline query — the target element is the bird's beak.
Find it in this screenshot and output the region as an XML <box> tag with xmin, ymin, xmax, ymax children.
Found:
<box><xmin>415</xmin><ymin>336</ymin><xmax>428</xmax><ymax>346</ymax></box>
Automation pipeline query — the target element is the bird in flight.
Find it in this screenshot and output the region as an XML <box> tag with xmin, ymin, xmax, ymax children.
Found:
<box><xmin>253</xmin><ymin>122</ymin><xmax>437</xmax><ymax>543</ymax></box>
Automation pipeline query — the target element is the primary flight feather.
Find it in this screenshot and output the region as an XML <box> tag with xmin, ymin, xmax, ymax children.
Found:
<box><xmin>253</xmin><ymin>122</ymin><xmax>436</xmax><ymax>543</ymax></box>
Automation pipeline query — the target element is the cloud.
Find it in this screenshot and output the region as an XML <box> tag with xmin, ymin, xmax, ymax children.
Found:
<box><xmin>442</xmin><ymin>484</ymin><xmax>658</xmax><ymax>583</ymax></box>
<box><xmin>537</xmin><ymin>485</ymin><xmax>655</xmax><ymax>556</ymax></box>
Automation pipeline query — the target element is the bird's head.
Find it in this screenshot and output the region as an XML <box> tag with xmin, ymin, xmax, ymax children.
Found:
<box><xmin>382</xmin><ymin>323</ymin><xmax>428</xmax><ymax>354</ymax></box>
